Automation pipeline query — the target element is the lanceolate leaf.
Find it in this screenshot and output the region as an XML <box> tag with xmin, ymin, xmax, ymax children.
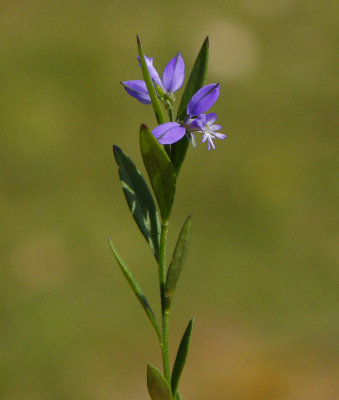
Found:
<box><xmin>140</xmin><ymin>124</ymin><xmax>176</xmax><ymax>222</ymax></box>
<box><xmin>113</xmin><ymin>145</ymin><xmax>160</xmax><ymax>260</ymax></box>
<box><xmin>171</xmin><ymin>319</ymin><xmax>194</xmax><ymax>397</ymax></box>
<box><xmin>165</xmin><ymin>216</ymin><xmax>192</xmax><ymax>299</ymax></box>
<box><xmin>171</xmin><ymin>37</ymin><xmax>209</xmax><ymax>174</ymax></box>
<box><xmin>147</xmin><ymin>364</ymin><xmax>172</xmax><ymax>400</ymax></box>
<box><xmin>108</xmin><ymin>239</ymin><xmax>161</xmax><ymax>341</ymax></box>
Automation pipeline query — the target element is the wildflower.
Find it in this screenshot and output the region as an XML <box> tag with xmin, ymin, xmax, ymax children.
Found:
<box><xmin>152</xmin><ymin>83</ymin><xmax>225</xmax><ymax>149</ymax></box>
<box><xmin>121</xmin><ymin>53</ymin><xmax>185</xmax><ymax>104</ymax></box>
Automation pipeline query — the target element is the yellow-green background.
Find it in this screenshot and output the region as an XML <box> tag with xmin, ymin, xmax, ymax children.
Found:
<box><xmin>1</xmin><ymin>1</ymin><xmax>338</xmax><ymax>399</ymax></box>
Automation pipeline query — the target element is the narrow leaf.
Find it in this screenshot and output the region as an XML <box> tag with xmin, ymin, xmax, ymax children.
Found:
<box><xmin>165</xmin><ymin>216</ymin><xmax>192</xmax><ymax>299</ymax></box>
<box><xmin>171</xmin><ymin>319</ymin><xmax>194</xmax><ymax>397</ymax></box>
<box><xmin>140</xmin><ymin>124</ymin><xmax>176</xmax><ymax>222</ymax></box>
<box><xmin>113</xmin><ymin>145</ymin><xmax>160</xmax><ymax>260</ymax></box>
<box><xmin>147</xmin><ymin>364</ymin><xmax>172</xmax><ymax>400</ymax></box>
<box><xmin>108</xmin><ymin>239</ymin><xmax>161</xmax><ymax>341</ymax></box>
<box><xmin>171</xmin><ymin>37</ymin><xmax>209</xmax><ymax>174</ymax></box>
<box><xmin>137</xmin><ymin>36</ymin><xmax>166</xmax><ymax>125</ymax></box>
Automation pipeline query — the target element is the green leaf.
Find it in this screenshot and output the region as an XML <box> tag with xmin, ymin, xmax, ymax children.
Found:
<box><xmin>137</xmin><ymin>36</ymin><xmax>166</xmax><ymax>125</ymax></box>
<box><xmin>171</xmin><ymin>37</ymin><xmax>209</xmax><ymax>175</ymax></box>
<box><xmin>113</xmin><ymin>145</ymin><xmax>160</xmax><ymax>260</ymax></box>
<box><xmin>147</xmin><ymin>364</ymin><xmax>172</xmax><ymax>400</ymax></box>
<box><xmin>108</xmin><ymin>239</ymin><xmax>161</xmax><ymax>341</ymax></box>
<box><xmin>140</xmin><ymin>124</ymin><xmax>176</xmax><ymax>222</ymax></box>
<box><xmin>171</xmin><ymin>318</ymin><xmax>194</xmax><ymax>397</ymax></box>
<box><xmin>165</xmin><ymin>216</ymin><xmax>192</xmax><ymax>300</ymax></box>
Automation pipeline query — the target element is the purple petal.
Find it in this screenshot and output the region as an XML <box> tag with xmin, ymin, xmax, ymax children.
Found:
<box><xmin>210</xmin><ymin>124</ymin><xmax>223</xmax><ymax>132</ymax></box>
<box><xmin>184</xmin><ymin>116</ymin><xmax>204</xmax><ymax>131</ymax></box>
<box><xmin>187</xmin><ymin>83</ymin><xmax>220</xmax><ymax>115</ymax></box>
<box><xmin>137</xmin><ymin>55</ymin><xmax>153</xmax><ymax>66</ymax></box>
<box><xmin>121</xmin><ymin>80</ymin><xmax>151</xmax><ymax>104</ymax></box>
<box><xmin>143</xmin><ymin>55</ymin><xmax>164</xmax><ymax>90</ymax></box>
<box><xmin>205</xmin><ymin>112</ymin><xmax>217</xmax><ymax>124</ymax></box>
<box><xmin>162</xmin><ymin>52</ymin><xmax>185</xmax><ymax>93</ymax></box>
<box><xmin>195</xmin><ymin>114</ymin><xmax>207</xmax><ymax>126</ymax></box>
<box><xmin>152</xmin><ymin>122</ymin><xmax>186</xmax><ymax>144</ymax></box>
<box><xmin>213</xmin><ymin>132</ymin><xmax>226</xmax><ymax>139</ymax></box>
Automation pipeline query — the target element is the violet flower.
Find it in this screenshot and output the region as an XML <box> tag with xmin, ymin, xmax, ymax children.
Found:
<box><xmin>121</xmin><ymin>53</ymin><xmax>185</xmax><ymax>104</ymax></box>
<box><xmin>152</xmin><ymin>83</ymin><xmax>225</xmax><ymax>149</ymax></box>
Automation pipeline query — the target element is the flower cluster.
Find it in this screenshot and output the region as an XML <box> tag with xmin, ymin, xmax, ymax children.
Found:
<box><xmin>121</xmin><ymin>53</ymin><xmax>226</xmax><ymax>150</ymax></box>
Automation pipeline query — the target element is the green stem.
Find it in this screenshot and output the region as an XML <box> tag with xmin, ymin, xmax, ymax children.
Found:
<box><xmin>162</xmin><ymin>309</ymin><xmax>170</xmax><ymax>383</ymax></box>
<box><xmin>168</xmin><ymin>107</ymin><xmax>174</xmax><ymax>122</ymax></box>
<box><xmin>159</xmin><ymin>221</ymin><xmax>171</xmax><ymax>385</ymax></box>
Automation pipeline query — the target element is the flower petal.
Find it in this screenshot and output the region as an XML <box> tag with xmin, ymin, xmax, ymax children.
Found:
<box><xmin>162</xmin><ymin>52</ymin><xmax>185</xmax><ymax>93</ymax></box>
<box><xmin>213</xmin><ymin>132</ymin><xmax>226</xmax><ymax>140</ymax></box>
<box><xmin>121</xmin><ymin>80</ymin><xmax>151</xmax><ymax>104</ymax></box>
<box><xmin>187</xmin><ymin>83</ymin><xmax>220</xmax><ymax>115</ymax></box>
<box><xmin>138</xmin><ymin>55</ymin><xmax>153</xmax><ymax>66</ymax></box>
<box><xmin>210</xmin><ymin>124</ymin><xmax>223</xmax><ymax>132</ymax></box>
<box><xmin>143</xmin><ymin>55</ymin><xmax>164</xmax><ymax>90</ymax></box>
<box><xmin>184</xmin><ymin>115</ymin><xmax>204</xmax><ymax>131</ymax></box>
<box><xmin>205</xmin><ymin>112</ymin><xmax>217</xmax><ymax>125</ymax></box>
<box><xmin>152</xmin><ymin>122</ymin><xmax>186</xmax><ymax>144</ymax></box>
<box><xmin>201</xmin><ymin>133</ymin><xmax>215</xmax><ymax>150</ymax></box>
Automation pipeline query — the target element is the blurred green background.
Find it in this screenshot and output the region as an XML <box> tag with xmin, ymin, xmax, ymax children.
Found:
<box><xmin>1</xmin><ymin>0</ymin><xmax>338</xmax><ymax>399</ymax></box>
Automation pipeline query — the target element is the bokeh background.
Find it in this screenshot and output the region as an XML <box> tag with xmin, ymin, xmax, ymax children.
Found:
<box><xmin>1</xmin><ymin>0</ymin><xmax>338</xmax><ymax>399</ymax></box>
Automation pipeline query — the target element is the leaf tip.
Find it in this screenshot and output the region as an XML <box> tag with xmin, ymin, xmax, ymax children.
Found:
<box><xmin>112</xmin><ymin>145</ymin><xmax>121</xmax><ymax>161</ymax></box>
<box><xmin>113</xmin><ymin>144</ymin><xmax>120</xmax><ymax>152</ymax></box>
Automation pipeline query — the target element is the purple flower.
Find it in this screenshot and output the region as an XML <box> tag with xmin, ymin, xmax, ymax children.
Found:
<box><xmin>151</xmin><ymin>83</ymin><xmax>224</xmax><ymax>149</ymax></box>
<box><xmin>122</xmin><ymin>53</ymin><xmax>185</xmax><ymax>104</ymax></box>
